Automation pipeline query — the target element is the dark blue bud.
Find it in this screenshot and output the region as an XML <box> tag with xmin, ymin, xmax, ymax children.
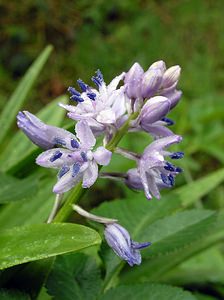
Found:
<box><xmin>170</xmin><ymin>151</ymin><xmax>184</xmax><ymax>159</ymax></box>
<box><xmin>67</xmin><ymin>87</ymin><xmax>80</xmax><ymax>96</ymax></box>
<box><xmin>87</xmin><ymin>92</ymin><xmax>96</xmax><ymax>101</ymax></box>
<box><xmin>50</xmin><ymin>150</ymin><xmax>62</xmax><ymax>162</ymax></box>
<box><xmin>58</xmin><ymin>166</ymin><xmax>70</xmax><ymax>178</ymax></box>
<box><xmin>70</xmin><ymin>95</ymin><xmax>85</xmax><ymax>102</ymax></box>
<box><xmin>71</xmin><ymin>139</ymin><xmax>79</xmax><ymax>149</ymax></box>
<box><xmin>77</xmin><ymin>79</ymin><xmax>88</xmax><ymax>92</ymax></box>
<box><xmin>161</xmin><ymin>117</ymin><xmax>175</xmax><ymax>126</ymax></box>
<box><xmin>72</xmin><ymin>163</ymin><xmax>80</xmax><ymax>177</ymax></box>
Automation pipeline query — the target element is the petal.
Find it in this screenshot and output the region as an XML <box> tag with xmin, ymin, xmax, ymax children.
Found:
<box><xmin>93</xmin><ymin>147</ymin><xmax>112</xmax><ymax>166</ymax></box>
<box><xmin>144</xmin><ymin>135</ymin><xmax>182</xmax><ymax>155</ymax></box>
<box><xmin>75</xmin><ymin>121</ymin><xmax>96</xmax><ymax>149</ymax></box>
<box><xmin>82</xmin><ymin>161</ymin><xmax>98</xmax><ymax>188</ymax></box>
<box><xmin>139</xmin><ymin>163</ymin><xmax>152</xmax><ymax>200</ymax></box>
<box><xmin>141</xmin><ymin>124</ymin><xmax>174</xmax><ymax>138</ymax></box>
<box><xmin>107</xmin><ymin>72</ymin><xmax>125</xmax><ymax>93</ymax></box>
<box><xmin>96</xmin><ymin>109</ymin><xmax>116</xmax><ymax>124</ymax></box>
<box><xmin>36</xmin><ymin>148</ymin><xmax>73</xmax><ymax>168</ymax></box>
<box><xmin>53</xmin><ymin>168</ymin><xmax>83</xmax><ymax>194</ymax></box>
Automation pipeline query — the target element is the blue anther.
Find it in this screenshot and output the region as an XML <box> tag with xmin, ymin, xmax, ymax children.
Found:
<box><xmin>71</xmin><ymin>139</ymin><xmax>79</xmax><ymax>149</ymax></box>
<box><xmin>50</xmin><ymin>150</ymin><xmax>62</xmax><ymax>162</ymax></box>
<box><xmin>70</xmin><ymin>95</ymin><xmax>84</xmax><ymax>102</ymax></box>
<box><xmin>81</xmin><ymin>151</ymin><xmax>88</xmax><ymax>162</ymax></box>
<box><xmin>168</xmin><ymin>174</ymin><xmax>175</xmax><ymax>186</ymax></box>
<box><xmin>58</xmin><ymin>166</ymin><xmax>70</xmax><ymax>178</ymax></box>
<box><xmin>77</xmin><ymin>79</ymin><xmax>88</xmax><ymax>92</ymax></box>
<box><xmin>91</xmin><ymin>69</ymin><xmax>104</xmax><ymax>87</ymax></box>
<box><xmin>87</xmin><ymin>92</ymin><xmax>96</xmax><ymax>101</ymax></box>
<box><xmin>161</xmin><ymin>173</ymin><xmax>170</xmax><ymax>185</ymax></box>
<box><xmin>67</xmin><ymin>86</ymin><xmax>80</xmax><ymax>96</ymax></box>
<box><xmin>164</xmin><ymin>162</ymin><xmax>175</xmax><ymax>172</ymax></box>
<box><xmin>175</xmin><ymin>167</ymin><xmax>183</xmax><ymax>173</ymax></box>
<box><xmin>72</xmin><ymin>163</ymin><xmax>80</xmax><ymax>177</ymax></box>
<box><xmin>170</xmin><ymin>151</ymin><xmax>184</xmax><ymax>159</ymax></box>
<box><xmin>161</xmin><ymin>117</ymin><xmax>175</xmax><ymax>126</ymax></box>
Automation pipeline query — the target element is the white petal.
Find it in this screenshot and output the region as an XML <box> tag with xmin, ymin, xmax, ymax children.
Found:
<box><xmin>82</xmin><ymin>161</ymin><xmax>98</xmax><ymax>188</ymax></box>
<box><xmin>36</xmin><ymin>148</ymin><xmax>73</xmax><ymax>168</ymax></box>
<box><xmin>75</xmin><ymin>121</ymin><xmax>96</xmax><ymax>149</ymax></box>
<box><xmin>93</xmin><ymin>147</ymin><xmax>112</xmax><ymax>166</ymax></box>
<box><xmin>96</xmin><ymin>109</ymin><xmax>116</xmax><ymax>124</ymax></box>
<box><xmin>107</xmin><ymin>72</ymin><xmax>125</xmax><ymax>93</ymax></box>
<box><xmin>53</xmin><ymin>169</ymin><xmax>82</xmax><ymax>194</ymax></box>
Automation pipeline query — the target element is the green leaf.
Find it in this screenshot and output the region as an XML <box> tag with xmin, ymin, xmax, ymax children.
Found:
<box><xmin>100</xmin><ymin>283</ymin><xmax>196</xmax><ymax>300</ymax></box>
<box><xmin>0</xmin><ymin>45</ymin><xmax>53</xmax><ymax>145</ymax></box>
<box><xmin>0</xmin><ymin>173</ymin><xmax>38</xmax><ymax>203</ymax></box>
<box><xmin>0</xmin><ymin>223</ymin><xmax>101</xmax><ymax>270</ymax></box>
<box><xmin>0</xmin><ymin>95</ymin><xmax>68</xmax><ymax>174</ymax></box>
<box><xmin>0</xmin><ymin>177</ymin><xmax>55</xmax><ymax>230</ymax></box>
<box><xmin>46</xmin><ymin>253</ymin><xmax>102</xmax><ymax>300</ymax></box>
<box><xmin>0</xmin><ymin>289</ymin><xmax>29</xmax><ymax>300</ymax></box>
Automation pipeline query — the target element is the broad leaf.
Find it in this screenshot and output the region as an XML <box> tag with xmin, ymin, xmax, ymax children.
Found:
<box><xmin>0</xmin><ymin>45</ymin><xmax>53</xmax><ymax>145</ymax></box>
<box><xmin>0</xmin><ymin>173</ymin><xmax>38</xmax><ymax>203</ymax></box>
<box><xmin>0</xmin><ymin>289</ymin><xmax>29</xmax><ymax>300</ymax></box>
<box><xmin>100</xmin><ymin>283</ymin><xmax>196</xmax><ymax>300</ymax></box>
<box><xmin>0</xmin><ymin>223</ymin><xmax>101</xmax><ymax>270</ymax></box>
<box><xmin>46</xmin><ymin>253</ymin><xmax>102</xmax><ymax>300</ymax></box>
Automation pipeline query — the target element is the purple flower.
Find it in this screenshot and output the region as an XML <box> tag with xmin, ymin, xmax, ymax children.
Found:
<box><xmin>36</xmin><ymin>121</ymin><xmax>112</xmax><ymax>193</ymax></box>
<box><xmin>104</xmin><ymin>223</ymin><xmax>151</xmax><ymax>266</ymax></box>
<box><xmin>17</xmin><ymin>111</ymin><xmax>77</xmax><ymax>150</ymax></box>
<box><xmin>137</xmin><ymin>135</ymin><xmax>183</xmax><ymax>199</ymax></box>
<box><xmin>124</xmin><ymin>62</ymin><xmax>144</xmax><ymax>99</ymax></box>
<box><xmin>60</xmin><ymin>70</ymin><xmax>128</xmax><ymax>137</ymax></box>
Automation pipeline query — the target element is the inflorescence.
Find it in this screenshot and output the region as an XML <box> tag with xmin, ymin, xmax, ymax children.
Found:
<box><xmin>17</xmin><ymin>60</ymin><xmax>183</xmax><ymax>266</ymax></box>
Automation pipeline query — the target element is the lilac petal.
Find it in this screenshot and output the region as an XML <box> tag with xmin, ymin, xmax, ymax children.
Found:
<box><xmin>139</xmin><ymin>165</ymin><xmax>153</xmax><ymax>200</ymax></box>
<box><xmin>145</xmin><ymin>171</ymin><xmax>161</xmax><ymax>199</ymax></box>
<box><xmin>132</xmin><ymin>241</ymin><xmax>152</xmax><ymax>249</ymax></box>
<box><xmin>111</xmin><ymin>89</ymin><xmax>127</xmax><ymax>119</ymax></box>
<box><xmin>82</xmin><ymin>161</ymin><xmax>98</xmax><ymax>188</ymax></box>
<box><xmin>141</xmin><ymin>68</ymin><xmax>163</xmax><ymax>98</ymax></box>
<box><xmin>107</xmin><ymin>72</ymin><xmax>125</xmax><ymax>93</ymax></box>
<box><xmin>162</xmin><ymin>89</ymin><xmax>182</xmax><ymax>109</ymax></box>
<box><xmin>93</xmin><ymin>147</ymin><xmax>112</xmax><ymax>166</ymax></box>
<box><xmin>149</xmin><ymin>60</ymin><xmax>166</xmax><ymax>73</ymax></box>
<box><xmin>141</xmin><ymin>124</ymin><xmax>174</xmax><ymax>138</ymax></box>
<box><xmin>96</xmin><ymin>109</ymin><xmax>116</xmax><ymax>124</ymax></box>
<box><xmin>125</xmin><ymin>168</ymin><xmax>143</xmax><ymax>190</ymax></box>
<box><xmin>144</xmin><ymin>135</ymin><xmax>182</xmax><ymax>155</ymax></box>
<box><xmin>53</xmin><ymin>169</ymin><xmax>83</xmax><ymax>194</ymax></box>
<box><xmin>161</xmin><ymin>65</ymin><xmax>181</xmax><ymax>89</ymax></box>
<box><xmin>75</xmin><ymin>121</ymin><xmax>96</xmax><ymax>149</ymax></box>
<box><xmin>36</xmin><ymin>148</ymin><xmax>73</xmax><ymax>168</ymax></box>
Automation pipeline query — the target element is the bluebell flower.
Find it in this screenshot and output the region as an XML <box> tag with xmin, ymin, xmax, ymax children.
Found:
<box><xmin>104</xmin><ymin>223</ymin><xmax>151</xmax><ymax>266</ymax></box>
<box><xmin>60</xmin><ymin>70</ymin><xmax>128</xmax><ymax>137</ymax></box>
<box><xmin>34</xmin><ymin>120</ymin><xmax>112</xmax><ymax>193</ymax></box>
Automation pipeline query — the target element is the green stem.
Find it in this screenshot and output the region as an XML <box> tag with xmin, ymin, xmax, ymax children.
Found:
<box><xmin>53</xmin><ymin>111</ymin><xmax>139</xmax><ymax>223</ymax></box>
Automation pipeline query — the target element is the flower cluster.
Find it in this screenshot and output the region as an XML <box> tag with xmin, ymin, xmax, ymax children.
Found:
<box><xmin>17</xmin><ymin>60</ymin><xmax>184</xmax><ymax>266</ymax></box>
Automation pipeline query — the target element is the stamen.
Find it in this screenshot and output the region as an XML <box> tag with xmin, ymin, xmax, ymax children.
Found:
<box><xmin>72</xmin><ymin>163</ymin><xmax>80</xmax><ymax>177</ymax></box>
<box><xmin>58</xmin><ymin>166</ymin><xmax>70</xmax><ymax>178</ymax></box>
<box><xmin>132</xmin><ymin>241</ymin><xmax>152</xmax><ymax>249</ymax></box>
<box><xmin>70</xmin><ymin>95</ymin><xmax>84</xmax><ymax>102</ymax></box>
<box><xmin>161</xmin><ymin>173</ymin><xmax>170</xmax><ymax>185</ymax></box>
<box><xmin>168</xmin><ymin>174</ymin><xmax>175</xmax><ymax>186</ymax></box>
<box><xmin>170</xmin><ymin>151</ymin><xmax>184</xmax><ymax>159</ymax></box>
<box><xmin>164</xmin><ymin>162</ymin><xmax>175</xmax><ymax>172</ymax></box>
<box><xmin>175</xmin><ymin>167</ymin><xmax>183</xmax><ymax>173</ymax></box>
<box><xmin>161</xmin><ymin>117</ymin><xmax>175</xmax><ymax>126</ymax></box>
<box><xmin>67</xmin><ymin>87</ymin><xmax>80</xmax><ymax>96</ymax></box>
<box><xmin>77</xmin><ymin>79</ymin><xmax>88</xmax><ymax>92</ymax></box>
<box><xmin>81</xmin><ymin>152</ymin><xmax>88</xmax><ymax>162</ymax></box>
<box><xmin>87</xmin><ymin>92</ymin><xmax>96</xmax><ymax>101</ymax></box>
<box><xmin>71</xmin><ymin>139</ymin><xmax>79</xmax><ymax>148</ymax></box>
<box><xmin>50</xmin><ymin>150</ymin><xmax>62</xmax><ymax>162</ymax></box>
<box><xmin>91</xmin><ymin>69</ymin><xmax>104</xmax><ymax>87</ymax></box>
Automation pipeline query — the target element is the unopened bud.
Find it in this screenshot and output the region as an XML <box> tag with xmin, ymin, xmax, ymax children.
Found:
<box><xmin>141</xmin><ymin>68</ymin><xmax>163</xmax><ymax>98</ymax></box>
<box><xmin>125</xmin><ymin>62</ymin><xmax>144</xmax><ymax>99</ymax></box>
<box><xmin>161</xmin><ymin>65</ymin><xmax>181</xmax><ymax>89</ymax></box>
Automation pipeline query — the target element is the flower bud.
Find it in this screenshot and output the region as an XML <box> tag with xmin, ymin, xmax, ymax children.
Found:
<box><xmin>125</xmin><ymin>168</ymin><xmax>143</xmax><ymax>190</ymax></box>
<box><xmin>161</xmin><ymin>65</ymin><xmax>181</xmax><ymax>89</ymax></box>
<box><xmin>104</xmin><ymin>223</ymin><xmax>151</xmax><ymax>266</ymax></box>
<box><xmin>162</xmin><ymin>90</ymin><xmax>182</xmax><ymax>109</ymax></box>
<box><xmin>149</xmin><ymin>60</ymin><xmax>166</xmax><ymax>73</ymax></box>
<box><xmin>141</xmin><ymin>68</ymin><xmax>163</xmax><ymax>98</ymax></box>
<box><xmin>124</xmin><ymin>62</ymin><xmax>144</xmax><ymax>99</ymax></box>
<box><xmin>139</xmin><ymin>96</ymin><xmax>170</xmax><ymax>126</ymax></box>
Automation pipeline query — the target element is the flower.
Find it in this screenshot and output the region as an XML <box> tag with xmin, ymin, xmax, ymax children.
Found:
<box><xmin>35</xmin><ymin>120</ymin><xmax>112</xmax><ymax>193</ymax></box>
<box><xmin>104</xmin><ymin>223</ymin><xmax>151</xmax><ymax>266</ymax></box>
<box><xmin>137</xmin><ymin>135</ymin><xmax>183</xmax><ymax>199</ymax></box>
<box><xmin>17</xmin><ymin>111</ymin><xmax>77</xmax><ymax>150</ymax></box>
<box><xmin>59</xmin><ymin>70</ymin><xmax>128</xmax><ymax>137</ymax></box>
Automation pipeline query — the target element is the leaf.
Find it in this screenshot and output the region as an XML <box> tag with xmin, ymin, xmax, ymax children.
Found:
<box><xmin>0</xmin><ymin>95</ymin><xmax>68</xmax><ymax>174</ymax></box>
<box><xmin>0</xmin><ymin>289</ymin><xmax>29</xmax><ymax>300</ymax></box>
<box><xmin>0</xmin><ymin>177</ymin><xmax>55</xmax><ymax>230</ymax></box>
<box><xmin>0</xmin><ymin>223</ymin><xmax>101</xmax><ymax>270</ymax></box>
<box><xmin>100</xmin><ymin>283</ymin><xmax>196</xmax><ymax>300</ymax></box>
<box><xmin>0</xmin><ymin>173</ymin><xmax>38</xmax><ymax>203</ymax></box>
<box><xmin>46</xmin><ymin>253</ymin><xmax>102</xmax><ymax>300</ymax></box>
<box><xmin>0</xmin><ymin>45</ymin><xmax>53</xmax><ymax>145</ymax></box>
